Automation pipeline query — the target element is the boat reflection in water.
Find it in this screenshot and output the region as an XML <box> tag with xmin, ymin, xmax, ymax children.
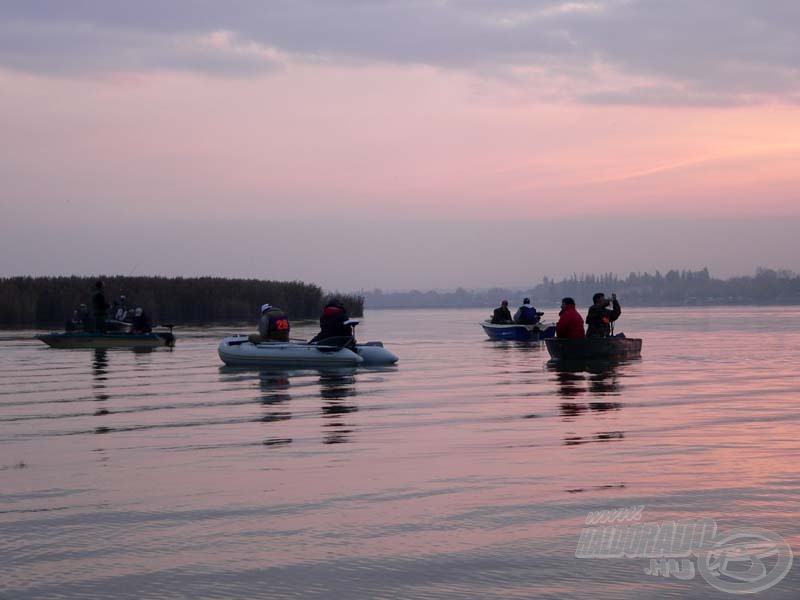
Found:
<box><xmin>548</xmin><ymin>359</ymin><xmax>632</xmax><ymax>447</ymax></box>
<box><xmin>91</xmin><ymin>348</ymin><xmax>157</xmax><ymax>432</ymax></box>
<box><xmin>92</xmin><ymin>348</ymin><xmax>109</xmax><ymax>382</ymax></box>
<box><xmin>257</xmin><ymin>371</ymin><xmax>293</xmax><ymax>428</ymax></box>
<box><xmin>219</xmin><ymin>365</ymin><xmax>361</xmax><ymax>446</ymax></box>
<box><xmin>319</xmin><ymin>371</ymin><xmax>358</xmax><ymax>445</ymax></box>
<box><xmin>549</xmin><ymin>359</ymin><xmax>626</xmax><ymax>399</ymax></box>
<box><xmin>92</xmin><ymin>350</ymin><xmax>111</xmax><ymax>424</ymax></box>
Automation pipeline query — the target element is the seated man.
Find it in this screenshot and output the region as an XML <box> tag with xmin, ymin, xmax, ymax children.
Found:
<box><xmin>585</xmin><ymin>293</ymin><xmax>621</xmax><ymax>338</ymax></box>
<box><xmin>114</xmin><ymin>295</ymin><xmax>129</xmax><ymax>321</ymax></box>
<box><xmin>513</xmin><ymin>298</ymin><xmax>542</xmax><ymax>325</ymax></box>
<box><xmin>556</xmin><ymin>297</ymin><xmax>585</xmax><ymax>339</ymax></box>
<box><xmin>130</xmin><ymin>307</ymin><xmax>152</xmax><ymax>334</ymax></box>
<box><xmin>65</xmin><ymin>304</ymin><xmax>88</xmax><ymax>331</ymax></box>
<box><xmin>249</xmin><ymin>303</ymin><xmax>291</xmax><ymax>344</ymax></box>
<box><xmin>311</xmin><ymin>300</ymin><xmax>352</xmax><ymax>343</ymax></box>
<box><xmin>76</xmin><ymin>304</ymin><xmax>90</xmax><ymax>328</ymax></box>
<box><xmin>65</xmin><ymin>310</ymin><xmax>78</xmax><ymax>332</ymax></box>
<box><xmin>491</xmin><ymin>300</ymin><xmax>513</xmax><ymax>324</ymax></box>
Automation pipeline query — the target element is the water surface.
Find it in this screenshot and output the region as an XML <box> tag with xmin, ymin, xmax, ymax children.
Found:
<box><xmin>1</xmin><ymin>307</ymin><xmax>799</xmax><ymax>598</ymax></box>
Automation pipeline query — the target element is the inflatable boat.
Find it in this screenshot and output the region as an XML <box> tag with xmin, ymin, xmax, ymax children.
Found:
<box><xmin>218</xmin><ymin>337</ymin><xmax>399</xmax><ymax>368</ymax></box>
<box><xmin>218</xmin><ymin>319</ymin><xmax>399</xmax><ymax>368</ymax></box>
<box><xmin>218</xmin><ymin>336</ymin><xmax>362</xmax><ymax>367</ymax></box>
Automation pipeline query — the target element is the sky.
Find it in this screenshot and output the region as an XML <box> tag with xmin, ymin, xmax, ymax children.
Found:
<box><xmin>1</xmin><ymin>1</ymin><xmax>799</xmax><ymax>291</ymax></box>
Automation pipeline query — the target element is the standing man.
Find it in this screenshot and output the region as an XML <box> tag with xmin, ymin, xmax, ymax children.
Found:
<box><xmin>556</xmin><ymin>297</ymin><xmax>585</xmax><ymax>339</ymax></box>
<box><xmin>585</xmin><ymin>293</ymin><xmax>621</xmax><ymax>338</ymax></box>
<box><xmin>91</xmin><ymin>280</ymin><xmax>110</xmax><ymax>332</ymax></box>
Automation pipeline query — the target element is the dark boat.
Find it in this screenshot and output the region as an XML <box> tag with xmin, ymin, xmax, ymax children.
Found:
<box><xmin>36</xmin><ymin>330</ymin><xmax>175</xmax><ymax>349</ymax></box>
<box><xmin>545</xmin><ymin>336</ymin><xmax>642</xmax><ymax>361</ymax></box>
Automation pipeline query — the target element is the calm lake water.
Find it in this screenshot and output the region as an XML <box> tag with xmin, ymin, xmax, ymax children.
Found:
<box><xmin>1</xmin><ymin>307</ymin><xmax>799</xmax><ymax>599</ymax></box>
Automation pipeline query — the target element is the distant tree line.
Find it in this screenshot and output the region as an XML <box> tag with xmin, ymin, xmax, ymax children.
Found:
<box><xmin>0</xmin><ymin>276</ymin><xmax>364</xmax><ymax>327</ymax></box>
<box><xmin>362</xmin><ymin>268</ymin><xmax>800</xmax><ymax>309</ymax></box>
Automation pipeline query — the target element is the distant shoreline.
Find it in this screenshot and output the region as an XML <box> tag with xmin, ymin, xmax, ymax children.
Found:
<box><xmin>0</xmin><ymin>276</ymin><xmax>364</xmax><ymax>327</ymax></box>
<box><xmin>360</xmin><ymin>268</ymin><xmax>800</xmax><ymax>310</ymax></box>
<box><xmin>364</xmin><ymin>301</ymin><xmax>800</xmax><ymax>309</ymax></box>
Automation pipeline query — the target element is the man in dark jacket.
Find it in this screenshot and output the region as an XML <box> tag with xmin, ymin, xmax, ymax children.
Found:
<box><xmin>257</xmin><ymin>303</ymin><xmax>291</xmax><ymax>342</ymax></box>
<box><xmin>130</xmin><ymin>308</ymin><xmax>152</xmax><ymax>334</ymax></box>
<box><xmin>91</xmin><ymin>280</ymin><xmax>110</xmax><ymax>332</ymax></box>
<box><xmin>585</xmin><ymin>292</ymin><xmax>621</xmax><ymax>338</ymax></box>
<box><xmin>491</xmin><ymin>300</ymin><xmax>513</xmax><ymax>324</ymax></box>
<box><xmin>315</xmin><ymin>300</ymin><xmax>352</xmax><ymax>341</ymax></box>
<box><xmin>556</xmin><ymin>297</ymin><xmax>585</xmax><ymax>339</ymax></box>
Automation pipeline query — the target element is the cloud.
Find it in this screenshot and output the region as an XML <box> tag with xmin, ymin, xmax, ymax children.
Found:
<box><xmin>0</xmin><ymin>19</ymin><xmax>285</xmax><ymax>77</ymax></box>
<box><xmin>1</xmin><ymin>1</ymin><xmax>799</xmax><ymax>104</ymax></box>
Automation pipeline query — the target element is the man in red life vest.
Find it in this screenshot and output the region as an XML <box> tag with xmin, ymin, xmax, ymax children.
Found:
<box><xmin>556</xmin><ymin>297</ymin><xmax>585</xmax><ymax>339</ymax></box>
<box><xmin>315</xmin><ymin>299</ymin><xmax>352</xmax><ymax>341</ymax></box>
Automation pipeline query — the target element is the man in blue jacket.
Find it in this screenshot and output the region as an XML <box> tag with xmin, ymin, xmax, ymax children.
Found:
<box><xmin>514</xmin><ymin>298</ymin><xmax>542</xmax><ymax>325</ymax></box>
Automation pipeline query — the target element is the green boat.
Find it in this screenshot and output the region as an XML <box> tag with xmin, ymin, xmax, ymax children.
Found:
<box><xmin>36</xmin><ymin>330</ymin><xmax>175</xmax><ymax>349</ymax></box>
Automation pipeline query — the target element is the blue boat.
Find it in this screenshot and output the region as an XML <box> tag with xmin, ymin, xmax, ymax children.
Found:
<box><xmin>480</xmin><ymin>320</ymin><xmax>557</xmax><ymax>341</ymax></box>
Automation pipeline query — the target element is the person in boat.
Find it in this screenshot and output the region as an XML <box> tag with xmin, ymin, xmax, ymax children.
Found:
<box><xmin>65</xmin><ymin>303</ymin><xmax>89</xmax><ymax>332</ymax></box>
<box><xmin>113</xmin><ymin>295</ymin><xmax>129</xmax><ymax>321</ymax></box>
<box><xmin>311</xmin><ymin>299</ymin><xmax>353</xmax><ymax>343</ymax></box>
<box><xmin>65</xmin><ymin>309</ymin><xmax>79</xmax><ymax>332</ymax></box>
<box><xmin>513</xmin><ymin>298</ymin><xmax>543</xmax><ymax>325</ymax></box>
<box><xmin>130</xmin><ymin>307</ymin><xmax>152</xmax><ymax>334</ymax></box>
<box><xmin>249</xmin><ymin>303</ymin><xmax>291</xmax><ymax>344</ymax></box>
<box><xmin>556</xmin><ymin>297</ymin><xmax>585</xmax><ymax>339</ymax></box>
<box><xmin>77</xmin><ymin>303</ymin><xmax>90</xmax><ymax>327</ymax></box>
<box><xmin>91</xmin><ymin>280</ymin><xmax>110</xmax><ymax>332</ymax></box>
<box><xmin>491</xmin><ymin>300</ymin><xmax>514</xmax><ymax>324</ymax></box>
<box><xmin>585</xmin><ymin>292</ymin><xmax>621</xmax><ymax>338</ymax></box>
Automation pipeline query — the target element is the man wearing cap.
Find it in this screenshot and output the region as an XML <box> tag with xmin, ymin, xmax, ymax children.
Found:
<box><xmin>250</xmin><ymin>303</ymin><xmax>291</xmax><ymax>343</ymax></box>
<box><xmin>491</xmin><ymin>300</ymin><xmax>514</xmax><ymax>324</ymax></box>
<box><xmin>513</xmin><ymin>298</ymin><xmax>542</xmax><ymax>325</ymax></box>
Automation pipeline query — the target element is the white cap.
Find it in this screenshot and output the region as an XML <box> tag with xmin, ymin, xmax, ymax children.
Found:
<box><xmin>261</xmin><ymin>303</ymin><xmax>272</xmax><ymax>313</ymax></box>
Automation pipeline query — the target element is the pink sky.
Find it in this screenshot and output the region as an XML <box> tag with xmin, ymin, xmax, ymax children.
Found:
<box><xmin>1</xmin><ymin>2</ymin><xmax>799</xmax><ymax>289</ymax></box>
